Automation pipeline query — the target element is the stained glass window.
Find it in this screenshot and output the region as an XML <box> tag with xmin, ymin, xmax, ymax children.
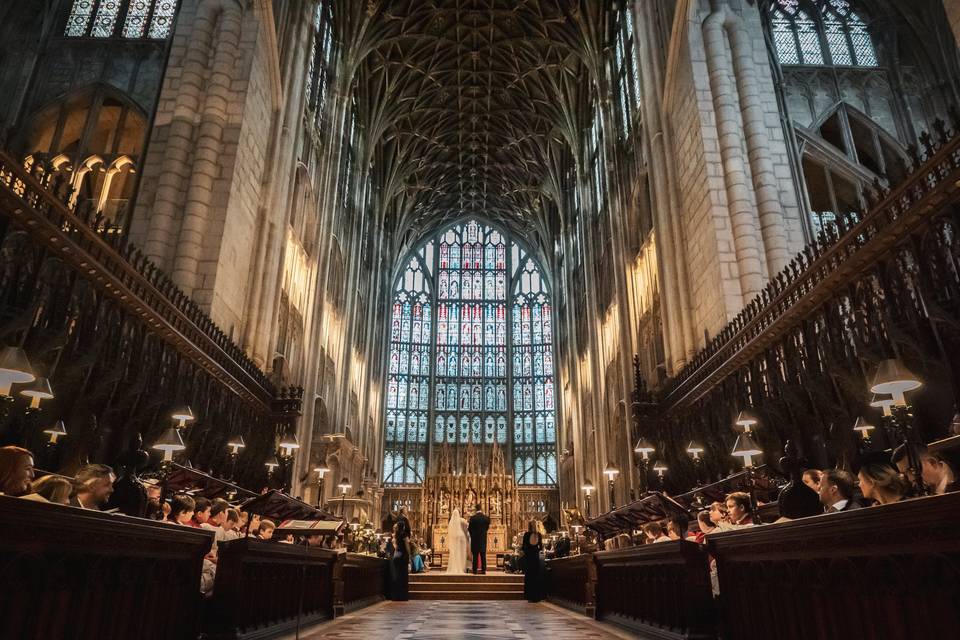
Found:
<box><xmin>306</xmin><ymin>1</ymin><xmax>336</xmax><ymax>132</ymax></box>
<box><xmin>383</xmin><ymin>243</ymin><xmax>433</xmax><ymax>485</ymax></box>
<box><xmin>771</xmin><ymin>1</ymin><xmax>876</xmax><ymax>68</ymax></box>
<box><xmin>65</xmin><ymin>0</ymin><xmax>175</xmax><ymax>39</ymax></box>
<box><xmin>512</xmin><ymin>254</ymin><xmax>557</xmax><ymax>485</ymax></box>
<box><xmin>383</xmin><ymin>221</ymin><xmax>558</xmax><ymax>486</ymax></box>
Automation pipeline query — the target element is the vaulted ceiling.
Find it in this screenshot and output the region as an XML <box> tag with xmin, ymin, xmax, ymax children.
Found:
<box><xmin>334</xmin><ymin>0</ymin><xmax>610</xmax><ymax>257</ymax></box>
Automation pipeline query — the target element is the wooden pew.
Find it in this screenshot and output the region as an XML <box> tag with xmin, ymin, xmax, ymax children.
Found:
<box><xmin>336</xmin><ymin>552</ymin><xmax>388</xmax><ymax>615</ymax></box>
<box><xmin>0</xmin><ymin>495</ymin><xmax>213</xmax><ymax>640</ymax></box>
<box><xmin>593</xmin><ymin>541</ymin><xmax>717</xmax><ymax>639</ymax></box>
<box><xmin>708</xmin><ymin>492</ymin><xmax>960</xmax><ymax>640</ymax></box>
<box><xmin>204</xmin><ymin>538</ymin><xmax>338</xmax><ymax>640</ymax></box>
<box><xmin>546</xmin><ymin>553</ymin><xmax>598</xmax><ymax>617</ymax></box>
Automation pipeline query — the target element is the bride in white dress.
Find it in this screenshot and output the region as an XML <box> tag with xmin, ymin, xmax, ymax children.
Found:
<box><xmin>446</xmin><ymin>508</ymin><xmax>470</xmax><ymax>574</ymax></box>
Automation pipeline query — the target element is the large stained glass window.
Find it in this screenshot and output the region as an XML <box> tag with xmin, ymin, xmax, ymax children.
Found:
<box><xmin>382</xmin><ymin>220</ymin><xmax>558</xmax><ymax>486</ymax></box>
<box><xmin>64</xmin><ymin>0</ymin><xmax>176</xmax><ymax>39</ymax></box>
<box><xmin>511</xmin><ymin>247</ymin><xmax>557</xmax><ymax>485</ymax></box>
<box><xmin>770</xmin><ymin>1</ymin><xmax>876</xmax><ymax>68</ymax></box>
<box><xmin>383</xmin><ymin>244</ymin><xmax>433</xmax><ymax>485</ymax></box>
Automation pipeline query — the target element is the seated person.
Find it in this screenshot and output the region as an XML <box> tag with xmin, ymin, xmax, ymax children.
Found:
<box><xmin>168</xmin><ymin>494</ymin><xmax>196</xmax><ymax>525</ymax></box>
<box><xmin>256</xmin><ymin>519</ymin><xmax>276</xmax><ymax>540</ymax></box>
<box><xmin>802</xmin><ymin>469</ymin><xmax>822</xmax><ymax>492</ymax></box>
<box><xmin>666</xmin><ymin>514</ymin><xmax>690</xmax><ymax>540</ymax></box>
<box><xmin>642</xmin><ymin>521</ymin><xmax>670</xmax><ymax>543</ymax></box>
<box><xmin>858</xmin><ymin>460</ymin><xmax>909</xmax><ymax>505</ymax></box>
<box><xmin>222</xmin><ymin>508</ymin><xmax>241</xmax><ymax>540</ymax></box>
<box><xmin>0</xmin><ymin>446</ymin><xmax>35</xmax><ymax>497</ymax></box>
<box><xmin>724</xmin><ymin>492</ymin><xmax>754</xmax><ymax>526</ymax></box>
<box><xmin>708</xmin><ymin>501</ymin><xmax>727</xmax><ymax>527</ymax></box>
<box><xmin>818</xmin><ymin>469</ymin><xmax>862</xmax><ymax>513</ymax></box>
<box><xmin>190</xmin><ymin>497</ymin><xmax>212</xmax><ymax>528</ymax></box>
<box><xmin>70</xmin><ymin>464</ymin><xmax>116</xmax><ymax>510</ymax></box>
<box><xmin>22</xmin><ymin>475</ymin><xmax>72</xmax><ymax>504</ymax></box>
<box><xmin>892</xmin><ymin>444</ymin><xmax>958</xmax><ymax>495</ymax></box>
<box><xmin>693</xmin><ymin>510</ymin><xmax>716</xmax><ymax>543</ymax></box>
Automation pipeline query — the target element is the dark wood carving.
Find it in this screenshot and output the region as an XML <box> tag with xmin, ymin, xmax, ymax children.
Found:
<box><xmin>204</xmin><ymin>539</ymin><xmax>338</xmax><ymax>640</ymax></box>
<box><xmin>0</xmin><ymin>495</ymin><xmax>213</xmax><ymax>640</ymax></box>
<box><xmin>0</xmin><ymin>151</ymin><xmax>302</xmax><ymax>488</ymax></box>
<box><xmin>708</xmin><ymin>492</ymin><xmax>960</xmax><ymax>640</ymax></box>
<box><xmin>593</xmin><ymin>541</ymin><xmax>717</xmax><ymax>639</ymax></box>
<box><xmin>546</xmin><ymin>553</ymin><xmax>598</xmax><ymax>617</ymax></box>
<box><xmin>336</xmin><ymin>552</ymin><xmax>388</xmax><ymax>614</ymax></box>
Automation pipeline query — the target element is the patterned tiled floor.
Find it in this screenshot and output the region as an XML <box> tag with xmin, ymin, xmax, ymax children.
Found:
<box><xmin>291</xmin><ymin>600</ymin><xmax>637</xmax><ymax>640</ymax></box>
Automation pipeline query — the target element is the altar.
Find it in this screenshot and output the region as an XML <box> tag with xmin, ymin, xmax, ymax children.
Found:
<box><xmin>431</xmin><ymin>523</ymin><xmax>509</xmax><ymax>556</ymax></box>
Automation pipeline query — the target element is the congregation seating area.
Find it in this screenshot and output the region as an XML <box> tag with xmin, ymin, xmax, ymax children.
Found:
<box><xmin>547</xmin><ymin>491</ymin><xmax>960</xmax><ymax>639</ymax></box>
<box><xmin>0</xmin><ymin>494</ymin><xmax>387</xmax><ymax>640</ymax></box>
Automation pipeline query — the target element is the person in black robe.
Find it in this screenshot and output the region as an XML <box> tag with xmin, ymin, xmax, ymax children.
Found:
<box><xmin>521</xmin><ymin>521</ymin><xmax>544</xmax><ymax>602</ymax></box>
<box><xmin>389</xmin><ymin>523</ymin><xmax>410</xmax><ymax>601</ymax></box>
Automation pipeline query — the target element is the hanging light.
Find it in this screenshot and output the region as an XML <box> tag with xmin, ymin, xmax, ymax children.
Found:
<box><xmin>603</xmin><ymin>465</ymin><xmax>620</xmax><ymax>482</ymax></box>
<box><xmin>338</xmin><ymin>477</ymin><xmax>351</xmax><ymax>494</ymax></box>
<box><xmin>20</xmin><ymin>377</ymin><xmax>54</xmax><ymax>409</ymax></box>
<box><xmin>0</xmin><ymin>347</ymin><xmax>35</xmax><ymax>397</ymax></box>
<box><xmin>43</xmin><ymin>420</ymin><xmax>67</xmax><ymax>444</ymax></box>
<box><xmin>852</xmin><ymin>417</ymin><xmax>875</xmax><ymax>441</ymax></box>
<box><xmin>278</xmin><ymin>431</ymin><xmax>300</xmax><ymax>456</ymax></box>
<box><xmin>264</xmin><ymin>454</ymin><xmax>280</xmax><ymax>472</ymax></box>
<box><xmin>349</xmin><ymin>517</ymin><xmax>361</xmax><ymax>531</ymax></box>
<box><xmin>869</xmin><ymin>393</ymin><xmax>895</xmax><ymax>417</ymax></box>
<box><xmin>870</xmin><ymin>359</ymin><xmax>921</xmax><ymax>407</ymax></box>
<box><xmin>652</xmin><ymin>460</ymin><xmax>668</xmax><ymax>478</ymax></box>
<box><xmin>227</xmin><ymin>433</ymin><xmax>246</xmax><ymax>455</ymax></box>
<box><xmin>580</xmin><ymin>480</ymin><xmax>595</xmax><ymax>496</ymax></box>
<box><xmin>731</xmin><ymin>431</ymin><xmax>763</xmax><ymax>468</ymax></box>
<box><xmin>314</xmin><ymin>462</ymin><xmax>330</xmax><ymax>479</ymax></box>
<box><xmin>152</xmin><ymin>427</ymin><xmax>186</xmax><ymax>462</ymax></box>
<box><xmin>734</xmin><ymin>410</ymin><xmax>760</xmax><ymax>432</ymax></box>
<box><xmin>171</xmin><ymin>405</ymin><xmax>195</xmax><ymax>428</ymax></box>
<box><xmin>686</xmin><ymin>440</ymin><xmax>705</xmax><ymax>461</ymax></box>
<box><xmin>633</xmin><ymin>437</ymin><xmax>655</xmax><ymax>461</ymax></box>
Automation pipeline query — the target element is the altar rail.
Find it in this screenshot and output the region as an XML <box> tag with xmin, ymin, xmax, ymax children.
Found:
<box><xmin>337</xmin><ymin>552</ymin><xmax>389</xmax><ymax>614</ymax></box>
<box><xmin>708</xmin><ymin>492</ymin><xmax>960</xmax><ymax>640</ymax></box>
<box><xmin>0</xmin><ymin>495</ymin><xmax>213</xmax><ymax>640</ymax></box>
<box><xmin>204</xmin><ymin>539</ymin><xmax>339</xmax><ymax>640</ymax></box>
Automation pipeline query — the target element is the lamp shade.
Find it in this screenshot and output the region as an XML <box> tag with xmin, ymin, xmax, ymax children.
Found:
<box><xmin>634</xmin><ymin>438</ymin><xmax>655</xmax><ymax>457</ymax></box>
<box><xmin>152</xmin><ymin>427</ymin><xmax>185</xmax><ymax>461</ymax></box>
<box><xmin>0</xmin><ymin>346</ymin><xmax>35</xmax><ymax>395</ymax></box>
<box><xmin>731</xmin><ymin>431</ymin><xmax>762</xmax><ymax>465</ymax></box>
<box><xmin>852</xmin><ymin>417</ymin><xmax>875</xmax><ymax>438</ymax></box>
<box><xmin>581</xmin><ymin>480</ymin><xmax>595</xmax><ymax>495</ymax></box>
<box><xmin>227</xmin><ymin>433</ymin><xmax>246</xmax><ymax>451</ymax></box>
<box><xmin>871</xmin><ymin>359</ymin><xmax>921</xmax><ymax>406</ymax></box>
<box><xmin>653</xmin><ymin>460</ymin><xmax>668</xmax><ymax>476</ymax></box>
<box><xmin>686</xmin><ymin>440</ymin><xmax>705</xmax><ymax>458</ymax></box>
<box><xmin>278</xmin><ymin>432</ymin><xmax>300</xmax><ymax>452</ymax></box>
<box><xmin>264</xmin><ymin>454</ymin><xmax>280</xmax><ymax>471</ymax></box>
<box><xmin>20</xmin><ymin>377</ymin><xmax>54</xmax><ymax>407</ymax></box>
<box><xmin>734</xmin><ymin>410</ymin><xmax>759</xmax><ymax>429</ymax></box>
<box><xmin>171</xmin><ymin>405</ymin><xmax>195</xmax><ymax>425</ymax></box>
<box><xmin>43</xmin><ymin>420</ymin><xmax>67</xmax><ymax>443</ymax></box>
<box><xmin>314</xmin><ymin>463</ymin><xmax>330</xmax><ymax>478</ymax></box>
<box><xmin>338</xmin><ymin>477</ymin><xmax>351</xmax><ymax>493</ymax></box>
<box><xmin>869</xmin><ymin>393</ymin><xmax>895</xmax><ymax>417</ymax></box>
<box><xmin>603</xmin><ymin>465</ymin><xmax>620</xmax><ymax>480</ymax></box>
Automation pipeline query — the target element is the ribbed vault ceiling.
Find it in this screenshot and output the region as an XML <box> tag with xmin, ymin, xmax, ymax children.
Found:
<box><xmin>336</xmin><ymin>0</ymin><xmax>609</xmax><ymax>256</ymax></box>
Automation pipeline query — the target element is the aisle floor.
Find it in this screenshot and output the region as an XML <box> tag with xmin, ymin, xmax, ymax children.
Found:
<box><xmin>288</xmin><ymin>600</ymin><xmax>638</xmax><ymax>640</ymax></box>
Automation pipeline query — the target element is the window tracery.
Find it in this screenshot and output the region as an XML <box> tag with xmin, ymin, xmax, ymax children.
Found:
<box><xmin>383</xmin><ymin>221</ymin><xmax>558</xmax><ymax>486</ymax></box>
<box><xmin>771</xmin><ymin>0</ymin><xmax>876</xmax><ymax>68</ymax></box>
<box><xmin>65</xmin><ymin>0</ymin><xmax>175</xmax><ymax>39</ymax></box>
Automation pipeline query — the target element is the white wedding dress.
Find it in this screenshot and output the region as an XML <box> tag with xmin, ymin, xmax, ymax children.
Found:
<box><xmin>446</xmin><ymin>509</ymin><xmax>470</xmax><ymax>574</ymax></box>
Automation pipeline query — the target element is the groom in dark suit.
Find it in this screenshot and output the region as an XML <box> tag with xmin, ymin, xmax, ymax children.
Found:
<box><xmin>468</xmin><ymin>504</ymin><xmax>490</xmax><ymax>574</ymax></box>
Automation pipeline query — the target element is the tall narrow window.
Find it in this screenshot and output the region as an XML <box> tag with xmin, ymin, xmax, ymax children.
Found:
<box><xmin>771</xmin><ymin>1</ymin><xmax>823</xmax><ymax>65</ymax></box>
<box><xmin>511</xmin><ymin>254</ymin><xmax>556</xmax><ymax>485</ymax></box>
<box><xmin>306</xmin><ymin>1</ymin><xmax>336</xmax><ymax>132</ymax></box>
<box><xmin>383</xmin><ymin>245</ymin><xmax>433</xmax><ymax>485</ymax></box>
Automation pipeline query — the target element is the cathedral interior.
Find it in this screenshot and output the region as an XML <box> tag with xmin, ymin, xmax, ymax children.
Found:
<box><xmin>3</xmin><ymin>0</ymin><xmax>960</xmax><ymax>638</ymax></box>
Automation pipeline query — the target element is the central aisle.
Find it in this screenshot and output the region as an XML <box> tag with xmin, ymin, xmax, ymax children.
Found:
<box><xmin>291</xmin><ymin>600</ymin><xmax>636</xmax><ymax>640</ymax></box>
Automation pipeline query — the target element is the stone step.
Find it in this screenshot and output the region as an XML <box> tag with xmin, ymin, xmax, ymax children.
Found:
<box><xmin>410</xmin><ymin>580</ymin><xmax>523</xmax><ymax>592</ymax></box>
<box><xmin>409</xmin><ymin>589</ymin><xmax>526</xmax><ymax>601</ymax></box>
<box><xmin>411</xmin><ymin>572</ymin><xmax>523</xmax><ymax>583</ymax></box>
